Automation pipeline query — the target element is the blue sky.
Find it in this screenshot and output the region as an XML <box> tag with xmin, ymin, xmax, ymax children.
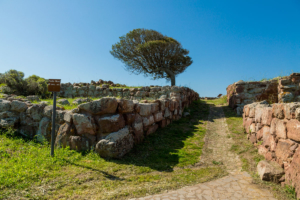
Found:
<box><xmin>0</xmin><ymin>0</ymin><xmax>299</xmax><ymax>97</ymax></box>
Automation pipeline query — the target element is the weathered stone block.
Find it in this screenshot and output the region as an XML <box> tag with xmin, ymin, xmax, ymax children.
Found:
<box><xmin>257</xmin><ymin>160</ymin><xmax>284</xmax><ymax>182</ymax></box>
<box><xmin>78</xmin><ymin>97</ymin><xmax>118</xmax><ymax>115</ymax></box>
<box><xmin>26</xmin><ymin>104</ymin><xmax>44</xmax><ymax>122</ymax></box>
<box><xmin>11</xmin><ymin>100</ymin><xmax>27</xmax><ymax>112</ymax></box>
<box><xmin>145</xmin><ymin>123</ymin><xmax>158</xmax><ymax>136</ymax></box>
<box><xmin>142</xmin><ymin>115</ymin><xmax>154</xmax><ymax>127</ymax></box>
<box><xmin>286</xmin><ymin>119</ymin><xmax>300</xmax><ymax>141</ymax></box>
<box><xmin>123</xmin><ymin>113</ymin><xmax>135</xmax><ymax>125</ymax></box>
<box><xmin>153</xmin><ymin>111</ymin><xmax>164</xmax><ymax>122</ymax></box>
<box><xmin>257</xmin><ymin>126</ymin><xmax>270</xmax><ymax>141</ymax></box>
<box><xmin>69</xmin><ymin>136</ymin><xmax>94</xmax><ymax>151</ymax></box>
<box><xmin>272</xmin><ymin>104</ymin><xmax>285</xmax><ymax>119</ymax></box>
<box><xmin>72</xmin><ymin>113</ymin><xmax>96</xmax><ymax>135</ymax></box>
<box><xmin>275</xmin><ymin>120</ymin><xmax>287</xmax><ymax>139</ymax></box>
<box><xmin>285</xmin><ymin>147</ymin><xmax>300</xmax><ymax>199</ymax></box>
<box><xmin>275</xmin><ymin>139</ymin><xmax>295</xmax><ymax>163</ymax></box>
<box><xmin>117</xmin><ymin>99</ymin><xmax>134</xmax><ymax>113</ymax></box>
<box><xmin>139</xmin><ymin>103</ymin><xmax>152</xmax><ymax>116</ymax></box>
<box><xmin>0</xmin><ymin>100</ymin><xmax>11</xmax><ymax>112</ymax></box>
<box><xmin>261</xmin><ymin>107</ymin><xmax>272</xmax><ymax>126</ymax></box>
<box><xmin>95</xmin><ymin>126</ymin><xmax>134</xmax><ymax>158</ymax></box>
<box><xmin>95</xmin><ymin>114</ymin><xmax>125</xmax><ymax>134</ymax></box>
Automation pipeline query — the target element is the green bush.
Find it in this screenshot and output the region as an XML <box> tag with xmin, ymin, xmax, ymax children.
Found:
<box><xmin>1</xmin><ymin>69</ymin><xmax>50</xmax><ymax>97</ymax></box>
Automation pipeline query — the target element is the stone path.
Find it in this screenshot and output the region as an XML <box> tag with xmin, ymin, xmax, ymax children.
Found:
<box><xmin>131</xmin><ymin>105</ymin><xmax>276</xmax><ymax>200</ymax></box>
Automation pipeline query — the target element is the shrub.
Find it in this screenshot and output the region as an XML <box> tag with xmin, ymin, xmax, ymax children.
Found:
<box><xmin>1</xmin><ymin>70</ymin><xmax>50</xmax><ymax>97</ymax></box>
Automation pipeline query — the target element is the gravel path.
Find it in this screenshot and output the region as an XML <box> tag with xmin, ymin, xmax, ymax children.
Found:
<box><xmin>131</xmin><ymin>105</ymin><xmax>276</xmax><ymax>200</ymax></box>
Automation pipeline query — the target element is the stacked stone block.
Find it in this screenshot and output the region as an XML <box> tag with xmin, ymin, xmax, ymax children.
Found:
<box><xmin>243</xmin><ymin>101</ymin><xmax>300</xmax><ymax>198</ymax></box>
<box><xmin>58</xmin><ymin>83</ymin><xmax>182</xmax><ymax>101</ymax></box>
<box><xmin>226</xmin><ymin>80</ymin><xmax>278</xmax><ymax>115</ymax></box>
<box><xmin>0</xmin><ymin>86</ymin><xmax>199</xmax><ymax>159</ymax></box>
<box><xmin>278</xmin><ymin>73</ymin><xmax>300</xmax><ymax>103</ymax></box>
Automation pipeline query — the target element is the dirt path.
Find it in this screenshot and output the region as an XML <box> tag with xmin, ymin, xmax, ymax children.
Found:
<box><xmin>131</xmin><ymin>105</ymin><xmax>276</xmax><ymax>200</ymax></box>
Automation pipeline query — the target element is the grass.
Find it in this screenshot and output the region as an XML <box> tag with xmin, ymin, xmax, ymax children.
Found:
<box><xmin>205</xmin><ymin>95</ymin><xmax>227</xmax><ymax>106</ymax></box>
<box><xmin>0</xmin><ymin>100</ymin><xmax>226</xmax><ymax>199</ymax></box>
<box><xmin>206</xmin><ymin>98</ymin><xmax>298</xmax><ymax>200</ymax></box>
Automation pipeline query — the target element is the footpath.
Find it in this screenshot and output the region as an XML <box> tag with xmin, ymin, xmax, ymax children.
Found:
<box><xmin>131</xmin><ymin>105</ymin><xmax>276</xmax><ymax>200</ymax></box>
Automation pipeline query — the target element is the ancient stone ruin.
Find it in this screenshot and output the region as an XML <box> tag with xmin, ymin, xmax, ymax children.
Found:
<box><xmin>227</xmin><ymin>73</ymin><xmax>300</xmax><ymax>115</ymax></box>
<box><xmin>243</xmin><ymin>101</ymin><xmax>300</xmax><ymax>198</ymax></box>
<box><xmin>0</xmin><ymin>86</ymin><xmax>199</xmax><ymax>158</ymax></box>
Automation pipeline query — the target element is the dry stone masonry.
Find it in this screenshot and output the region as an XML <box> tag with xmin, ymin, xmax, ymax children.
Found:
<box><xmin>0</xmin><ymin>86</ymin><xmax>199</xmax><ymax>159</ymax></box>
<box><xmin>227</xmin><ymin>73</ymin><xmax>300</xmax><ymax>115</ymax></box>
<box><xmin>57</xmin><ymin>79</ymin><xmax>183</xmax><ymax>101</ymax></box>
<box><xmin>243</xmin><ymin>101</ymin><xmax>300</xmax><ymax>198</ymax></box>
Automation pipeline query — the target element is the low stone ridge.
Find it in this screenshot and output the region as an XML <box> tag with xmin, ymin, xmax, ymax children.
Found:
<box><xmin>0</xmin><ymin>86</ymin><xmax>199</xmax><ymax>159</ymax></box>
<box><xmin>53</xmin><ymin>80</ymin><xmax>194</xmax><ymax>101</ymax></box>
<box><xmin>226</xmin><ymin>73</ymin><xmax>300</xmax><ymax>115</ymax></box>
<box><xmin>243</xmin><ymin>101</ymin><xmax>300</xmax><ymax>198</ymax></box>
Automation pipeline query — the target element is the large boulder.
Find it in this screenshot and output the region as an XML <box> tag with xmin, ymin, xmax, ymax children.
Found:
<box><xmin>57</xmin><ymin>99</ymin><xmax>70</xmax><ymax>105</ymax></box>
<box><xmin>55</xmin><ymin>122</ymin><xmax>73</xmax><ymax>148</ymax></box>
<box><xmin>72</xmin><ymin>113</ymin><xmax>96</xmax><ymax>135</ymax></box>
<box><xmin>153</xmin><ymin>111</ymin><xmax>164</xmax><ymax>122</ymax></box>
<box><xmin>286</xmin><ymin>119</ymin><xmax>300</xmax><ymax>142</ymax></box>
<box><xmin>142</xmin><ymin>115</ymin><xmax>154</xmax><ymax>127</ymax></box>
<box><xmin>69</xmin><ymin>136</ymin><xmax>94</xmax><ymax>151</ymax></box>
<box><xmin>78</xmin><ymin>97</ymin><xmax>118</xmax><ymax>115</ymax></box>
<box><xmin>95</xmin><ymin>114</ymin><xmax>125</xmax><ymax>134</ymax></box>
<box><xmin>275</xmin><ymin>139</ymin><xmax>296</xmax><ymax>164</ymax></box>
<box><xmin>117</xmin><ymin>99</ymin><xmax>134</xmax><ymax>113</ymax></box>
<box><xmin>257</xmin><ymin>160</ymin><xmax>284</xmax><ymax>183</ymax></box>
<box><xmin>139</xmin><ymin>103</ymin><xmax>152</xmax><ymax>116</ymax></box>
<box><xmin>0</xmin><ymin>111</ymin><xmax>18</xmax><ymax>119</ymax></box>
<box><xmin>26</xmin><ymin>104</ymin><xmax>44</xmax><ymax>121</ymax></box>
<box><xmin>95</xmin><ymin>126</ymin><xmax>134</xmax><ymax>158</ymax></box>
<box><xmin>36</xmin><ymin>117</ymin><xmax>52</xmax><ymax>142</ymax></box>
<box><xmin>123</xmin><ymin>113</ymin><xmax>135</xmax><ymax>125</ymax></box>
<box><xmin>0</xmin><ymin>100</ymin><xmax>11</xmax><ymax>112</ymax></box>
<box><xmin>0</xmin><ymin>117</ymin><xmax>19</xmax><ymax>128</ymax></box>
<box><xmin>11</xmin><ymin>100</ymin><xmax>27</xmax><ymax>112</ymax></box>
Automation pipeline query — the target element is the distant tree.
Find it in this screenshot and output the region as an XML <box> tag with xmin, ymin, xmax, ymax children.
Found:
<box><xmin>1</xmin><ymin>70</ymin><xmax>49</xmax><ymax>97</ymax></box>
<box><xmin>1</xmin><ymin>70</ymin><xmax>27</xmax><ymax>95</ymax></box>
<box><xmin>110</xmin><ymin>28</ymin><xmax>193</xmax><ymax>86</ymax></box>
<box><xmin>25</xmin><ymin>75</ymin><xmax>49</xmax><ymax>97</ymax></box>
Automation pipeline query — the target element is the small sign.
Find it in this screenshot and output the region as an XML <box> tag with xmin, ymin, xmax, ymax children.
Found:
<box><xmin>48</xmin><ymin>79</ymin><xmax>61</xmax><ymax>92</ymax></box>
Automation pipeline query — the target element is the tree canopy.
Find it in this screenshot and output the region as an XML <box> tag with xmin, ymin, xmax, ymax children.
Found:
<box><xmin>110</xmin><ymin>28</ymin><xmax>193</xmax><ymax>86</ymax></box>
<box><xmin>0</xmin><ymin>70</ymin><xmax>49</xmax><ymax>97</ymax></box>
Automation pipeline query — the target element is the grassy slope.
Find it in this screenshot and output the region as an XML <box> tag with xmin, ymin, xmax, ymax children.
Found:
<box><xmin>206</xmin><ymin>98</ymin><xmax>298</xmax><ymax>200</ymax></box>
<box><xmin>0</xmin><ymin>100</ymin><xmax>226</xmax><ymax>200</ymax></box>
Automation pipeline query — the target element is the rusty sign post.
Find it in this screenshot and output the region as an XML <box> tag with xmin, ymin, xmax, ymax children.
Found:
<box><xmin>48</xmin><ymin>79</ymin><xmax>61</xmax><ymax>157</ymax></box>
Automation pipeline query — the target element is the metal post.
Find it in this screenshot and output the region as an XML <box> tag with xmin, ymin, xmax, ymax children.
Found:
<box><xmin>51</xmin><ymin>92</ymin><xmax>57</xmax><ymax>157</ymax></box>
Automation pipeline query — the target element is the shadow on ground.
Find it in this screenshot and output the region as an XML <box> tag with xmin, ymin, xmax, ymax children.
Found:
<box><xmin>102</xmin><ymin>100</ymin><xmax>210</xmax><ymax>172</ymax></box>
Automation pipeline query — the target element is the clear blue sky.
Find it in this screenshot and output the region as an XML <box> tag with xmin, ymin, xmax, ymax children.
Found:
<box><xmin>0</xmin><ymin>0</ymin><xmax>299</xmax><ymax>97</ymax></box>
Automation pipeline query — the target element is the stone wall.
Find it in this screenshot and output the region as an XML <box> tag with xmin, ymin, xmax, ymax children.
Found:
<box><xmin>58</xmin><ymin>83</ymin><xmax>182</xmax><ymax>100</ymax></box>
<box><xmin>0</xmin><ymin>86</ymin><xmax>199</xmax><ymax>158</ymax></box>
<box><xmin>226</xmin><ymin>80</ymin><xmax>278</xmax><ymax>115</ymax></box>
<box><xmin>278</xmin><ymin>73</ymin><xmax>300</xmax><ymax>103</ymax></box>
<box><xmin>243</xmin><ymin>101</ymin><xmax>300</xmax><ymax>198</ymax></box>
<box><xmin>227</xmin><ymin>73</ymin><xmax>300</xmax><ymax>115</ymax></box>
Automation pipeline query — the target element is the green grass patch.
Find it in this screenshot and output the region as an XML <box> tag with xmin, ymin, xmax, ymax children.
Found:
<box><xmin>205</xmin><ymin>95</ymin><xmax>227</xmax><ymax>106</ymax></box>
<box><xmin>0</xmin><ymin>100</ymin><xmax>225</xmax><ymax>199</ymax></box>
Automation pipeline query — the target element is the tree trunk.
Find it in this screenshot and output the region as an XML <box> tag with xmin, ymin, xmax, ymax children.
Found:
<box><xmin>170</xmin><ymin>75</ymin><xmax>175</xmax><ymax>86</ymax></box>
<box><xmin>164</xmin><ymin>68</ymin><xmax>176</xmax><ymax>86</ymax></box>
